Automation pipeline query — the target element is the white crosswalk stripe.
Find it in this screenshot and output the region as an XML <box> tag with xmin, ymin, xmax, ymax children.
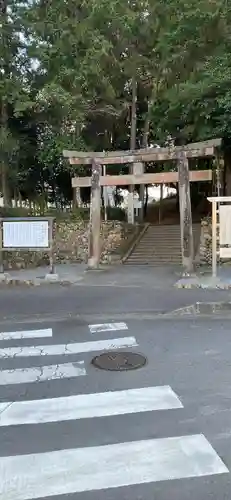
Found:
<box><xmin>0</xmin><ymin>336</ymin><xmax>137</xmax><ymax>358</ymax></box>
<box><xmin>0</xmin><ymin>386</ymin><xmax>183</xmax><ymax>426</ymax></box>
<box><xmin>0</xmin><ymin>328</ymin><xmax>52</xmax><ymax>340</ymax></box>
<box><xmin>0</xmin><ymin>361</ymin><xmax>86</xmax><ymax>385</ymax></box>
<box><xmin>0</xmin><ymin>435</ymin><xmax>228</xmax><ymax>500</ymax></box>
<box><xmin>0</xmin><ymin>323</ymin><xmax>229</xmax><ymax>499</ymax></box>
<box><xmin>89</xmin><ymin>322</ymin><xmax>128</xmax><ymax>333</ymax></box>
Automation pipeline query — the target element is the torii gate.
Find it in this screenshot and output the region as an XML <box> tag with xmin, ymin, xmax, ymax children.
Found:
<box><xmin>63</xmin><ymin>138</ymin><xmax>222</xmax><ymax>272</ymax></box>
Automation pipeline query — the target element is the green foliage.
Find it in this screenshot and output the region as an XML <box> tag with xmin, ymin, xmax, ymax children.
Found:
<box><xmin>0</xmin><ymin>207</ymin><xmax>31</xmax><ymax>218</ymax></box>
<box><xmin>51</xmin><ymin>208</ymin><xmax>90</xmax><ymax>221</ymax></box>
<box><xmin>1</xmin><ymin>0</ymin><xmax>231</xmax><ymax>209</ymax></box>
<box><xmin>149</xmin><ymin>2</ymin><xmax>231</xmax><ymax>143</ymax></box>
<box><xmin>106</xmin><ymin>207</ymin><xmax>126</xmax><ymax>221</ymax></box>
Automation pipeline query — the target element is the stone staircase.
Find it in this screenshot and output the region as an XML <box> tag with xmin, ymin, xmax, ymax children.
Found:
<box><xmin>123</xmin><ymin>223</ymin><xmax>201</xmax><ymax>266</ymax></box>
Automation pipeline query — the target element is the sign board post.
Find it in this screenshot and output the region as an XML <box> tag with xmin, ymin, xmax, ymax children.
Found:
<box><xmin>208</xmin><ymin>196</ymin><xmax>231</xmax><ymax>277</ymax></box>
<box><xmin>0</xmin><ymin>217</ymin><xmax>55</xmax><ymax>274</ymax></box>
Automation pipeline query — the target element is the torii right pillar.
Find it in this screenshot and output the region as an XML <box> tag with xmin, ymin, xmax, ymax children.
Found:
<box><xmin>177</xmin><ymin>150</ymin><xmax>194</xmax><ymax>274</ymax></box>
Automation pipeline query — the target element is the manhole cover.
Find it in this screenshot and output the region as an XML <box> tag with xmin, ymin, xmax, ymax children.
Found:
<box><xmin>91</xmin><ymin>351</ymin><xmax>147</xmax><ymax>371</ymax></box>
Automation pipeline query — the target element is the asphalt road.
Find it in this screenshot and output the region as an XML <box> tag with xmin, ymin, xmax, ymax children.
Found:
<box><xmin>1</xmin><ymin>310</ymin><xmax>231</xmax><ymax>500</ymax></box>
<box><xmin>0</xmin><ymin>283</ymin><xmax>230</xmax><ymax>323</ymax></box>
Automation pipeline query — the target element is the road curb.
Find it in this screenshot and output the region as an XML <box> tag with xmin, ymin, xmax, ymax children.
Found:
<box><xmin>0</xmin><ymin>276</ymin><xmax>83</xmax><ymax>286</ymax></box>
<box><xmin>174</xmin><ymin>278</ymin><xmax>231</xmax><ymax>290</ymax></box>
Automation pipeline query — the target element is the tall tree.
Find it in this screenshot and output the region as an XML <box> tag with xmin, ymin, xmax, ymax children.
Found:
<box><xmin>0</xmin><ymin>0</ymin><xmax>34</xmax><ymax>205</ymax></box>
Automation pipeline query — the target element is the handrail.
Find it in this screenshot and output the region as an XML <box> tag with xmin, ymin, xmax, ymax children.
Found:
<box><xmin>122</xmin><ymin>223</ymin><xmax>150</xmax><ymax>263</ymax></box>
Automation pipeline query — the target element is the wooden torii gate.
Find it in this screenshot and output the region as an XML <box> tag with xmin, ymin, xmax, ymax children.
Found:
<box><xmin>63</xmin><ymin>138</ymin><xmax>222</xmax><ymax>272</ymax></box>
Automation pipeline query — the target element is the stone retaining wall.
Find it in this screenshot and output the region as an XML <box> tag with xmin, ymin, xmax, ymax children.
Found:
<box><xmin>199</xmin><ymin>215</ymin><xmax>231</xmax><ymax>266</ymax></box>
<box><xmin>2</xmin><ymin>220</ymin><xmax>134</xmax><ymax>270</ymax></box>
<box><xmin>199</xmin><ymin>216</ymin><xmax>212</xmax><ymax>264</ymax></box>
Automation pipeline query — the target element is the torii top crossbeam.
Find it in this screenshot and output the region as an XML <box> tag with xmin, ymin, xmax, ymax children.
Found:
<box><xmin>63</xmin><ymin>138</ymin><xmax>222</xmax><ymax>165</ymax></box>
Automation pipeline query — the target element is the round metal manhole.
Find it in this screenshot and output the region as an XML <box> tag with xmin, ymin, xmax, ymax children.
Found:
<box><xmin>91</xmin><ymin>351</ymin><xmax>147</xmax><ymax>371</ymax></box>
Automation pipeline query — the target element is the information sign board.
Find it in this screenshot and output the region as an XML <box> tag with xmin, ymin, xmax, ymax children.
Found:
<box><xmin>3</xmin><ymin>220</ymin><xmax>49</xmax><ymax>248</ymax></box>
<box><xmin>219</xmin><ymin>205</ymin><xmax>231</xmax><ymax>258</ymax></box>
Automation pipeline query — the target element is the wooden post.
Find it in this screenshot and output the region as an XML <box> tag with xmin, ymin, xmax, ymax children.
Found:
<box><xmin>88</xmin><ymin>159</ymin><xmax>101</xmax><ymax>269</ymax></box>
<box><xmin>48</xmin><ymin>218</ymin><xmax>55</xmax><ymax>274</ymax></box>
<box><xmin>177</xmin><ymin>151</ymin><xmax>194</xmax><ymax>273</ymax></box>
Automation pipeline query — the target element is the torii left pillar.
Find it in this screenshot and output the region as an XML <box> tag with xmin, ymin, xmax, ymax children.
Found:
<box><xmin>177</xmin><ymin>150</ymin><xmax>194</xmax><ymax>274</ymax></box>
<box><xmin>88</xmin><ymin>159</ymin><xmax>101</xmax><ymax>269</ymax></box>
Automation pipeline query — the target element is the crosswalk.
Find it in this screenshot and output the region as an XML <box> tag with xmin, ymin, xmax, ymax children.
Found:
<box><xmin>0</xmin><ymin>321</ymin><xmax>229</xmax><ymax>499</ymax></box>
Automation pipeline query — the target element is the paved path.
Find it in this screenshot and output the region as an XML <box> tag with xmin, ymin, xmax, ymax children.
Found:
<box><xmin>0</xmin><ymin>316</ymin><xmax>231</xmax><ymax>499</ymax></box>
<box><xmin>3</xmin><ymin>263</ymin><xmax>231</xmax><ymax>290</ymax></box>
<box><xmin>0</xmin><ymin>263</ymin><xmax>180</xmax><ymax>287</ymax></box>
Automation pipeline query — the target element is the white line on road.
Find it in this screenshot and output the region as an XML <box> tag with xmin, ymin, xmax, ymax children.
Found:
<box><xmin>0</xmin><ymin>336</ymin><xmax>138</xmax><ymax>358</ymax></box>
<box><xmin>0</xmin><ymin>386</ymin><xmax>183</xmax><ymax>426</ymax></box>
<box><xmin>89</xmin><ymin>322</ymin><xmax>128</xmax><ymax>333</ymax></box>
<box><xmin>0</xmin><ymin>402</ymin><xmax>11</xmax><ymax>415</ymax></box>
<box><xmin>0</xmin><ymin>328</ymin><xmax>52</xmax><ymax>341</ymax></box>
<box><xmin>0</xmin><ymin>361</ymin><xmax>86</xmax><ymax>385</ymax></box>
<box><xmin>0</xmin><ymin>435</ymin><xmax>228</xmax><ymax>499</ymax></box>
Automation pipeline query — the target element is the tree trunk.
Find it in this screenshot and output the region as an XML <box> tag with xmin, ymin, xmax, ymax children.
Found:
<box><xmin>14</xmin><ymin>189</ymin><xmax>18</xmax><ymax>207</ymax></box>
<box><xmin>224</xmin><ymin>147</ymin><xmax>231</xmax><ymax>196</ymax></box>
<box><xmin>0</xmin><ymin>102</ymin><xmax>10</xmax><ymax>207</ymax></box>
<box><xmin>19</xmin><ymin>192</ymin><xmax>22</xmax><ymax>207</ymax></box>
<box><xmin>144</xmin><ymin>185</ymin><xmax>149</xmax><ymax>217</ymax></box>
<box><xmin>72</xmin><ymin>188</ymin><xmax>77</xmax><ymax>209</ymax></box>
<box><xmin>140</xmin><ymin>108</ymin><xmax>150</xmax><ymax>221</ymax></box>
<box><xmin>0</xmin><ymin>0</ymin><xmax>10</xmax><ymax>207</ymax></box>
<box><xmin>130</xmin><ymin>76</ymin><xmax>137</xmax><ymax>151</ymax></box>
<box><xmin>129</xmin><ymin>75</ymin><xmax>137</xmax><ymax>195</ymax></box>
<box><xmin>142</xmin><ymin>112</ymin><xmax>150</xmax><ymax>149</ymax></box>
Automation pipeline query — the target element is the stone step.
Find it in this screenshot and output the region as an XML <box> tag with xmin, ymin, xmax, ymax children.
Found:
<box><xmin>125</xmin><ymin>262</ymin><xmax>182</xmax><ymax>266</ymax></box>
<box><xmin>123</xmin><ymin>223</ymin><xmax>200</xmax><ymax>266</ymax></box>
<box><xmin>131</xmin><ymin>249</ymin><xmax>181</xmax><ymax>254</ymax></box>
<box><xmin>134</xmin><ymin>242</ymin><xmax>181</xmax><ymax>248</ymax></box>
<box><xmin>128</xmin><ymin>254</ymin><xmax>181</xmax><ymax>258</ymax></box>
<box><xmin>129</xmin><ymin>259</ymin><xmax>181</xmax><ymax>262</ymax></box>
<box><xmin>133</xmin><ymin>242</ymin><xmax>181</xmax><ymax>247</ymax></box>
